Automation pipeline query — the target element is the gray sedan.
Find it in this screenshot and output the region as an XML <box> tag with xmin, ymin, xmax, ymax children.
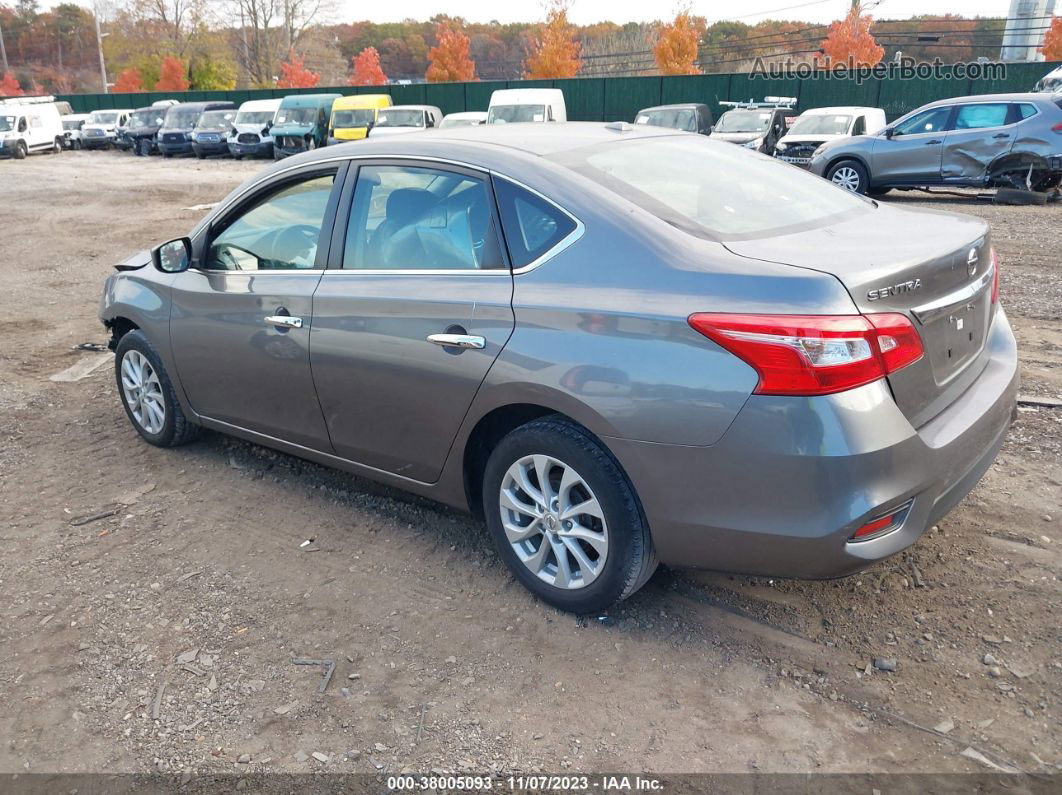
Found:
<box><xmin>100</xmin><ymin>123</ymin><xmax>1018</xmax><ymax>613</ymax></box>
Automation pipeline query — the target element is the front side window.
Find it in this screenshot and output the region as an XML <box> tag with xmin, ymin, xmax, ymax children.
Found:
<box><xmin>342</xmin><ymin>165</ymin><xmax>503</xmax><ymax>271</ymax></box>
<box><xmin>953</xmin><ymin>103</ymin><xmax>1009</xmax><ymax>130</ymax></box>
<box><xmin>893</xmin><ymin>106</ymin><xmax>950</xmax><ymax>136</ymax></box>
<box><xmin>207</xmin><ymin>173</ymin><xmax>336</xmax><ymax>271</ymax></box>
<box><xmin>852</xmin><ymin>115</ymin><xmax>866</xmax><ymax>136</ymax></box>
<box><xmin>553</xmin><ymin>136</ymin><xmax>869</xmax><ymax>240</ymax></box>
<box><xmin>493</xmin><ymin>178</ymin><xmax>577</xmax><ymax>268</ymax></box>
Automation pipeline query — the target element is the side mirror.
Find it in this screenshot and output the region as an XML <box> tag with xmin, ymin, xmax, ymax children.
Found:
<box><xmin>884</xmin><ymin>127</ymin><xmax>895</xmax><ymax>139</ymax></box>
<box><xmin>266</xmin><ymin>120</ymin><xmax>273</xmax><ymax>130</ymax></box>
<box><xmin>153</xmin><ymin>238</ymin><xmax>192</xmax><ymax>274</ymax></box>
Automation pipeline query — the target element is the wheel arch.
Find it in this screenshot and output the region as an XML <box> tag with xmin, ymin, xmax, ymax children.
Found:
<box><xmin>824</xmin><ymin>152</ymin><xmax>872</xmax><ymax>181</ymax></box>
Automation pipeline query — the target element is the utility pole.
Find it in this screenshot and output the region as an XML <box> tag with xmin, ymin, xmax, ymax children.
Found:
<box><xmin>0</xmin><ymin>17</ymin><xmax>9</xmax><ymax>75</ymax></box>
<box><xmin>93</xmin><ymin>4</ymin><xmax>108</xmax><ymax>93</ymax></box>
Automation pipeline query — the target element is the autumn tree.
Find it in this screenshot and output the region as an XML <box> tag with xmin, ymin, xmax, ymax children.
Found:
<box><xmin>349</xmin><ymin>46</ymin><xmax>387</xmax><ymax>86</ymax></box>
<box><xmin>276</xmin><ymin>50</ymin><xmax>320</xmax><ymax>88</ymax></box>
<box><xmin>1041</xmin><ymin>16</ymin><xmax>1062</xmax><ymax>61</ymax></box>
<box><xmin>819</xmin><ymin>2</ymin><xmax>884</xmax><ymax>67</ymax></box>
<box><xmin>525</xmin><ymin>0</ymin><xmax>581</xmax><ymax>79</ymax></box>
<box><xmin>1</xmin><ymin>72</ymin><xmax>23</xmax><ymax>96</ymax></box>
<box><xmin>425</xmin><ymin>22</ymin><xmax>476</xmax><ymax>82</ymax></box>
<box><xmin>113</xmin><ymin>67</ymin><xmax>145</xmax><ymax>93</ymax></box>
<box><xmin>155</xmin><ymin>55</ymin><xmax>190</xmax><ymax>91</ymax></box>
<box><xmin>654</xmin><ymin>10</ymin><xmax>702</xmax><ymax>75</ymax></box>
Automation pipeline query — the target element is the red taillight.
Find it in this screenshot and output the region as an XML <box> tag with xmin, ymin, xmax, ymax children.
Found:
<box><xmin>688</xmin><ymin>313</ymin><xmax>924</xmax><ymax>396</ymax></box>
<box><xmin>1052</xmin><ymin>121</ymin><xmax>1062</xmax><ymax>134</ymax></box>
<box><xmin>990</xmin><ymin>247</ymin><xmax>1000</xmax><ymax>304</ymax></box>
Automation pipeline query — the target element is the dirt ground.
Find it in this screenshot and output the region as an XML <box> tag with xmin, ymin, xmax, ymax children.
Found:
<box><xmin>0</xmin><ymin>151</ymin><xmax>1058</xmax><ymax>784</ymax></box>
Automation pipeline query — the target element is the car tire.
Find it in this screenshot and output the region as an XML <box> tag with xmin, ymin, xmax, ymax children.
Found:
<box><xmin>52</xmin><ymin>137</ymin><xmax>62</xmax><ymax>153</ymax></box>
<box><xmin>114</xmin><ymin>330</ymin><xmax>200</xmax><ymax>448</ymax></box>
<box><xmin>232</xmin><ymin>154</ymin><xmax>242</xmax><ymax>160</ymax></box>
<box><xmin>994</xmin><ymin>187</ymin><xmax>1049</xmax><ymax>206</ymax></box>
<box><xmin>13</xmin><ymin>141</ymin><xmax>27</xmax><ymax>159</ymax></box>
<box><xmin>827</xmin><ymin>159</ymin><xmax>869</xmax><ymax>194</ymax></box>
<box><xmin>483</xmin><ymin>416</ymin><xmax>657</xmax><ymax>614</ymax></box>
<box><xmin>138</xmin><ymin>139</ymin><xmax>151</xmax><ymax>157</ymax></box>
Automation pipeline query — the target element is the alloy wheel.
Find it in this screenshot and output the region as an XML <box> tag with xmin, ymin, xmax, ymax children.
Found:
<box><xmin>120</xmin><ymin>350</ymin><xmax>166</xmax><ymax>435</ymax></box>
<box><xmin>498</xmin><ymin>454</ymin><xmax>609</xmax><ymax>590</ymax></box>
<box><xmin>831</xmin><ymin>166</ymin><xmax>861</xmax><ymax>192</ymax></box>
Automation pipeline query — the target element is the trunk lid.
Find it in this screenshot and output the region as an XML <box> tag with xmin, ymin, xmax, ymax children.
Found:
<box><xmin>724</xmin><ymin>205</ymin><xmax>995</xmax><ymax>427</ymax></box>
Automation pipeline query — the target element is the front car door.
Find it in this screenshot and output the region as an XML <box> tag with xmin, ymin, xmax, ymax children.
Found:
<box><xmin>168</xmin><ymin>162</ymin><xmax>347</xmax><ymax>450</ymax></box>
<box><xmin>310</xmin><ymin>159</ymin><xmax>514</xmax><ymax>483</ymax></box>
<box><xmin>870</xmin><ymin>104</ymin><xmax>953</xmax><ymax>184</ymax></box>
<box><xmin>940</xmin><ymin>101</ymin><xmax>1016</xmax><ymax>182</ymax></box>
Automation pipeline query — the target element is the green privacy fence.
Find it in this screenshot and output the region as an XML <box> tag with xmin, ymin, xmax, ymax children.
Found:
<box><xmin>57</xmin><ymin>61</ymin><xmax>1059</xmax><ymax>122</ymax></box>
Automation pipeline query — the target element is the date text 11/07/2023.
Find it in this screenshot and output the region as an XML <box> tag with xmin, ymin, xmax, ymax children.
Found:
<box><xmin>386</xmin><ymin>774</ymin><xmax>665</xmax><ymax>791</ymax></box>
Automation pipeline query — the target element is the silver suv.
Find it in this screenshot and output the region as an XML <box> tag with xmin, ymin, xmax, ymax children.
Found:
<box><xmin>809</xmin><ymin>93</ymin><xmax>1062</xmax><ymax>195</ymax></box>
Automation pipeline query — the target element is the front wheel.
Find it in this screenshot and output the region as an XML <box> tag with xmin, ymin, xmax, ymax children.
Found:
<box><xmin>827</xmin><ymin>159</ymin><xmax>869</xmax><ymax>194</ymax></box>
<box><xmin>13</xmin><ymin>141</ymin><xmax>27</xmax><ymax>160</ymax></box>
<box><xmin>115</xmin><ymin>330</ymin><xmax>200</xmax><ymax>448</ymax></box>
<box><xmin>483</xmin><ymin>417</ymin><xmax>657</xmax><ymax>614</ymax></box>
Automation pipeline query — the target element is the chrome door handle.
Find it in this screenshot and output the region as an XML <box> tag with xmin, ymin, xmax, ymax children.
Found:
<box><xmin>265</xmin><ymin>315</ymin><xmax>303</xmax><ymax>329</ymax></box>
<box><xmin>427</xmin><ymin>333</ymin><xmax>485</xmax><ymax>350</ymax></box>
<box><xmin>993</xmin><ymin>133</ymin><xmax>1010</xmax><ymax>139</ymax></box>
<box><xmin>925</xmin><ymin>139</ymin><xmax>942</xmax><ymax>145</ymax></box>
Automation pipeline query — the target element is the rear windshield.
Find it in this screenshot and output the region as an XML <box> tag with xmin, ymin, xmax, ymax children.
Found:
<box><xmin>635</xmin><ymin>109</ymin><xmax>697</xmax><ymax>132</ymax></box>
<box><xmin>552</xmin><ymin>136</ymin><xmax>871</xmax><ymax>240</ymax></box>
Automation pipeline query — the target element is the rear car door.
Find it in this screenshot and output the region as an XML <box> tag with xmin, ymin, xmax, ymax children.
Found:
<box><xmin>168</xmin><ymin>162</ymin><xmax>347</xmax><ymax>450</ymax></box>
<box><xmin>940</xmin><ymin>102</ymin><xmax>1016</xmax><ymax>181</ymax></box>
<box><xmin>871</xmin><ymin>105</ymin><xmax>953</xmax><ymax>184</ymax></box>
<box><xmin>309</xmin><ymin>159</ymin><xmax>515</xmax><ymax>482</ymax></box>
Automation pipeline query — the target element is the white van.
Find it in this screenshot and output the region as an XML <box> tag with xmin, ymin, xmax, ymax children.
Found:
<box><xmin>774</xmin><ymin>106</ymin><xmax>887</xmax><ymax>167</ymax></box>
<box><xmin>0</xmin><ymin>96</ymin><xmax>64</xmax><ymax>159</ymax></box>
<box><xmin>60</xmin><ymin>113</ymin><xmax>91</xmax><ymax>149</ymax></box>
<box><xmin>487</xmin><ymin>89</ymin><xmax>567</xmax><ymax>124</ymax></box>
<box><xmin>81</xmin><ymin>108</ymin><xmax>135</xmax><ymax>149</ymax></box>
<box><xmin>229</xmin><ymin>98</ymin><xmax>282</xmax><ymax>159</ymax></box>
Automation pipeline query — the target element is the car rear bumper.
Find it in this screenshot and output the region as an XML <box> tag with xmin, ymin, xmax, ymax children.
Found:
<box><xmin>607</xmin><ymin>308</ymin><xmax>1018</xmax><ymax>578</ymax></box>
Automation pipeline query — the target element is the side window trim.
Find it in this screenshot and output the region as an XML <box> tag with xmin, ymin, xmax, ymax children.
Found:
<box><xmin>327</xmin><ymin>157</ymin><xmax>511</xmax><ymax>273</ymax></box>
<box><xmin>194</xmin><ymin>161</ymin><xmax>348</xmax><ymax>272</ymax></box>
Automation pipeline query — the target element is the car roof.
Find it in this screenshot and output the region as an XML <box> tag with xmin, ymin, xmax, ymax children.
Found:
<box><xmin>386</xmin><ymin>105</ymin><xmax>440</xmax><ymax>111</ymax></box>
<box><xmin>638</xmin><ymin>104</ymin><xmax>707</xmax><ymax>112</ymax></box>
<box><xmin>923</xmin><ymin>92</ymin><xmax>1058</xmax><ymax>107</ymax></box>
<box><xmin>444</xmin><ymin>111</ymin><xmax>487</xmax><ymax>118</ymax></box>
<box><xmin>799</xmin><ymin>106</ymin><xmax>882</xmax><ymax>114</ymax></box>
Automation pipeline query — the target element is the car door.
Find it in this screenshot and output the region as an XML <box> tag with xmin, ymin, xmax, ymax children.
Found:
<box><xmin>871</xmin><ymin>105</ymin><xmax>953</xmax><ymax>184</ymax></box>
<box><xmin>310</xmin><ymin>159</ymin><xmax>515</xmax><ymax>483</ymax></box>
<box><xmin>940</xmin><ymin>102</ymin><xmax>1016</xmax><ymax>182</ymax></box>
<box><xmin>168</xmin><ymin>162</ymin><xmax>347</xmax><ymax>450</ymax></box>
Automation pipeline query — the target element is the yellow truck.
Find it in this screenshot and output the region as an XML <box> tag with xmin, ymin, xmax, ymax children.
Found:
<box><xmin>328</xmin><ymin>94</ymin><xmax>393</xmax><ymax>144</ymax></box>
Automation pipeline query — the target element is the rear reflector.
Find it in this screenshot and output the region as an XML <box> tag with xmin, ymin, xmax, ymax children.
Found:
<box><xmin>1052</xmin><ymin>121</ymin><xmax>1062</xmax><ymax>134</ymax></box>
<box><xmin>990</xmin><ymin>247</ymin><xmax>1000</xmax><ymax>304</ymax></box>
<box><xmin>687</xmin><ymin>313</ymin><xmax>924</xmax><ymax>396</ymax></box>
<box><xmin>850</xmin><ymin>500</ymin><xmax>913</xmax><ymax>542</ymax></box>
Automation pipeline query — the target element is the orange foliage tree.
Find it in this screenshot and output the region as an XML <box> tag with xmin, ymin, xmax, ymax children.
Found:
<box><xmin>653</xmin><ymin>10</ymin><xmax>703</xmax><ymax>75</ymax></box>
<box><xmin>113</xmin><ymin>67</ymin><xmax>145</xmax><ymax>93</ymax></box>
<box><xmin>155</xmin><ymin>56</ymin><xmax>190</xmax><ymax>91</ymax></box>
<box><xmin>0</xmin><ymin>72</ymin><xmax>23</xmax><ymax>96</ymax></box>
<box><xmin>525</xmin><ymin>0</ymin><xmax>581</xmax><ymax>79</ymax></box>
<box><xmin>349</xmin><ymin>47</ymin><xmax>388</xmax><ymax>86</ymax></box>
<box><xmin>277</xmin><ymin>51</ymin><xmax>320</xmax><ymax>89</ymax></box>
<box><xmin>426</xmin><ymin>23</ymin><xmax>476</xmax><ymax>82</ymax></box>
<box><xmin>819</xmin><ymin>2</ymin><xmax>884</xmax><ymax>67</ymax></box>
<box><xmin>1041</xmin><ymin>17</ymin><xmax>1062</xmax><ymax>61</ymax></box>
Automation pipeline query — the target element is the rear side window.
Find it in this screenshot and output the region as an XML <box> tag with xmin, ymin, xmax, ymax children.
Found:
<box><xmin>1017</xmin><ymin>103</ymin><xmax>1038</xmax><ymax>120</ymax></box>
<box><xmin>953</xmin><ymin>103</ymin><xmax>1009</xmax><ymax>130</ymax></box>
<box><xmin>493</xmin><ymin>178</ymin><xmax>577</xmax><ymax>268</ymax></box>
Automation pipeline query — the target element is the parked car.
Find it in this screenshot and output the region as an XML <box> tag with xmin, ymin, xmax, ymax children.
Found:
<box><xmin>0</xmin><ymin>96</ymin><xmax>64</xmax><ymax>159</ymax></box>
<box><xmin>774</xmin><ymin>106</ymin><xmax>886</xmax><ymax>167</ymax></box>
<box><xmin>487</xmin><ymin>88</ymin><xmax>567</xmax><ymax>124</ymax></box>
<box><xmin>191</xmin><ymin>109</ymin><xmax>238</xmax><ymax>158</ymax></box>
<box><xmin>228</xmin><ymin>98</ymin><xmax>282</xmax><ymax>159</ymax></box>
<box><xmin>367</xmin><ymin>105</ymin><xmax>442</xmax><ymax>138</ymax></box>
<box><xmin>809</xmin><ymin>93</ymin><xmax>1062</xmax><ymax>195</ymax></box>
<box><xmin>80</xmin><ymin>108</ymin><xmax>134</xmax><ymax>149</ymax></box>
<box><xmin>272</xmin><ymin>93</ymin><xmax>342</xmax><ymax>159</ymax></box>
<box><xmin>122</xmin><ymin>105</ymin><xmax>168</xmax><ymax>156</ymax></box>
<box><xmin>633</xmin><ymin>103</ymin><xmax>713</xmax><ymax>134</ymax></box>
<box><xmin>1033</xmin><ymin>65</ymin><xmax>1062</xmax><ymax>94</ymax></box>
<box><xmin>60</xmin><ymin>112</ymin><xmax>90</xmax><ymax>150</ymax></box>
<box><xmin>158</xmin><ymin>101</ymin><xmax>236</xmax><ymax>158</ymax></box>
<box><xmin>439</xmin><ymin>111</ymin><xmax>488</xmax><ymax>129</ymax></box>
<box><xmin>328</xmin><ymin>94</ymin><xmax>392</xmax><ymax>144</ymax></box>
<box><xmin>99</xmin><ymin>123</ymin><xmax>1017</xmax><ymax>613</ymax></box>
<box><xmin>710</xmin><ymin>98</ymin><xmax>796</xmax><ymax>155</ymax></box>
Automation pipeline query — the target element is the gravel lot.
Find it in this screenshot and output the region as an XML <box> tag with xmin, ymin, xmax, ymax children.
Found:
<box><xmin>0</xmin><ymin>151</ymin><xmax>1059</xmax><ymax>782</ymax></box>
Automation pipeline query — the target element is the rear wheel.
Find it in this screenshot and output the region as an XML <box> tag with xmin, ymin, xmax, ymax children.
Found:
<box><xmin>483</xmin><ymin>417</ymin><xmax>657</xmax><ymax>614</ymax></box>
<box><xmin>827</xmin><ymin>159</ymin><xmax>869</xmax><ymax>194</ymax></box>
<box><xmin>115</xmin><ymin>330</ymin><xmax>200</xmax><ymax>448</ymax></box>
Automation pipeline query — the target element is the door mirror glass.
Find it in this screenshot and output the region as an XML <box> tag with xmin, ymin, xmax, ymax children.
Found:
<box><xmin>154</xmin><ymin>238</ymin><xmax>192</xmax><ymax>273</ymax></box>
